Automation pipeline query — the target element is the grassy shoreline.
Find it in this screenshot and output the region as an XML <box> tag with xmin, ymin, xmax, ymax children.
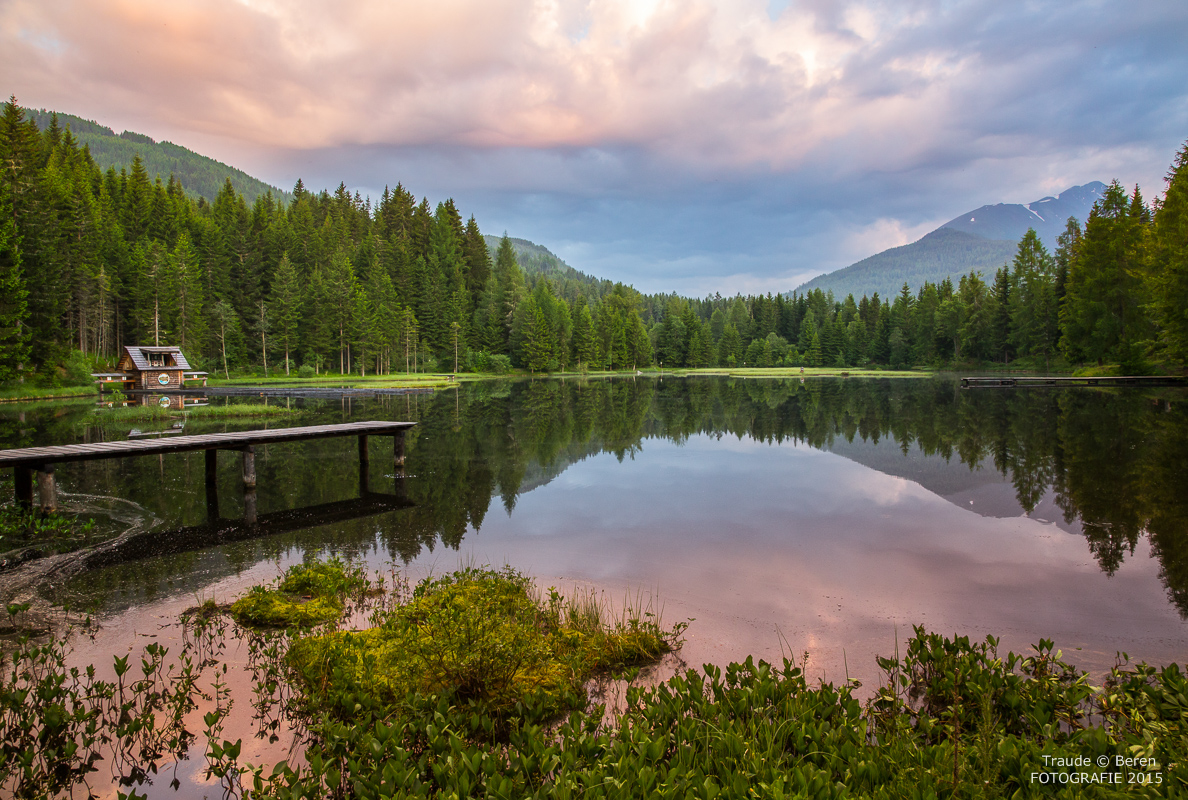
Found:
<box><xmin>0</xmin><ymin>385</ymin><xmax>97</xmax><ymax>403</ymax></box>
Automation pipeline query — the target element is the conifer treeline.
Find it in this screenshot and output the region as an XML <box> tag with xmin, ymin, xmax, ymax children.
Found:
<box><xmin>641</xmin><ymin>145</ymin><xmax>1188</xmax><ymax>373</ymax></box>
<box><xmin>0</xmin><ymin>99</ymin><xmax>652</xmax><ymax>379</ymax></box>
<box><xmin>1</xmin><ymin>95</ymin><xmax>1185</xmax><ymax>379</ymax></box>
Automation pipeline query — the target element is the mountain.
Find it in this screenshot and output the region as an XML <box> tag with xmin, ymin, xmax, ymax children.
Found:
<box><xmin>941</xmin><ymin>182</ymin><xmax>1106</xmax><ymax>246</ymax></box>
<box><xmin>22</xmin><ymin>107</ymin><xmax>293</xmax><ymax>206</ymax></box>
<box><xmin>795</xmin><ymin>182</ymin><xmax>1105</xmax><ymax>300</ymax></box>
<box><xmin>484</xmin><ymin>235</ymin><xmax>613</xmax><ymax>297</ymax></box>
<box><xmin>795</xmin><ymin>229</ymin><xmax>1018</xmax><ymax>301</ymax></box>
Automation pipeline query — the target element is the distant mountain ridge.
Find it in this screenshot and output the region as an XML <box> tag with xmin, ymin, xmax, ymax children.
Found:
<box><xmin>483</xmin><ymin>235</ymin><xmax>609</xmax><ymax>290</ymax></box>
<box><xmin>22</xmin><ymin>107</ymin><xmax>293</xmax><ymax>206</ymax></box>
<box><xmin>795</xmin><ymin>182</ymin><xmax>1105</xmax><ymax>300</ymax></box>
<box><xmin>940</xmin><ymin>182</ymin><xmax>1106</xmax><ymax>246</ymax></box>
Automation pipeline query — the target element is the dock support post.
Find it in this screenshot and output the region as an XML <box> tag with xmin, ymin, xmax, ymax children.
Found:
<box><xmin>37</xmin><ymin>465</ymin><xmax>57</xmax><ymax>514</ymax></box>
<box><xmin>393</xmin><ymin>431</ymin><xmax>407</xmax><ymax>498</ymax></box>
<box><xmin>393</xmin><ymin>430</ymin><xmax>406</xmax><ymax>469</ymax></box>
<box><xmin>244</xmin><ymin>489</ymin><xmax>257</xmax><ymax>525</ymax></box>
<box><xmin>242</xmin><ymin>446</ymin><xmax>256</xmax><ymax>489</ymax></box>
<box><xmin>14</xmin><ymin>467</ymin><xmax>33</xmax><ymax>510</ymax></box>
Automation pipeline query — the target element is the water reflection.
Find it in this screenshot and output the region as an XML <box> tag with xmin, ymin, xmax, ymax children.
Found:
<box><xmin>2</xmin><ymin>377</ymin><xmax>1186</xmax><ymax>622</ymax></box>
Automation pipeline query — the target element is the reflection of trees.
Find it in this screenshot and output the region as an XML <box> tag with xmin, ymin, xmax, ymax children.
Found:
<box><xmin>1137</xmin><ymin>401</ymin><xmax>1188</xmax><ymax>612</ymax></box>
<box><xmin>403</xmin><ymin>377</ymin><xmax>1188</xmax><ymax>616</ymax></box>
<box><xmin>5</xmin><ymin>380</ymin><xmax>1187</xmax><ymax>617</ymax></box>
<box><xmin>1054</xmin><ymin>393</ymin><xmax>1146</xmax><ymax>575</ymax></box>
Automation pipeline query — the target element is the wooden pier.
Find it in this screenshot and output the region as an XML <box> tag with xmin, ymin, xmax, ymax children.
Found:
<box><xmin>0</xmin><ymin>421</ymin><xmax>416</xmax><ymax>518</ymax></box>
<box><xmin>961</xmin><ymin>375</ymin><xmax>1188</xmax><ymax>389</ymax></box>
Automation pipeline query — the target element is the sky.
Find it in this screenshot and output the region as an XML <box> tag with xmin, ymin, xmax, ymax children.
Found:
<box><xmin>3</xmin><ymin>0</ymin><xmax>1187</xmax><ymax>297</ymax></box>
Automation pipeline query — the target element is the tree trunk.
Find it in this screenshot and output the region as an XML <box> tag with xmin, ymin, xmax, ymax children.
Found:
<box><xmin>260</xmin><ymin>301</ymin><xmax>268</xmax><ymax>377</ymax></box>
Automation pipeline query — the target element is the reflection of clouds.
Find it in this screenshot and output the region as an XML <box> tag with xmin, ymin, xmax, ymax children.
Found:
<box><xmin>4</xmin><ymin>0</ymin><xmax>1184</xmax><ymax>293</ymax></box>
<box><xmin>448</xmin><ymin>432</ymin><xmax>1185</xmax><ymax>686</ymax></box>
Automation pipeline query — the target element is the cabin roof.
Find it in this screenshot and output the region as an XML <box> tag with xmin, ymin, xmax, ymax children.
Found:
<box><xmin>122</xmin><ymin>345</ymin><xmax>192</xmax><ymax>371</ymax></box>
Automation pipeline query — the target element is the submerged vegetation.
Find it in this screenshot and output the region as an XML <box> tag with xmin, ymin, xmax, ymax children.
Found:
<box><xmin>1</xmin><ymin>561</ymin><xmax>1185</xmax><ymax>797</ymax></box>
<box><xmin>0</xmin><ymin>506</ymin><xmax>97</xmax><ymax>562</ymax></box>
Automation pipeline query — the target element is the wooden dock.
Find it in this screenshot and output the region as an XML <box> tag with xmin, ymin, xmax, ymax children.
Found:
<box><xmin>961</xmin><ymin>375</ymin><xmax>1188</xmax><ymax>388</ymax></box>
<box><xmin>0</xmin><ymin>420</ymin><xmax>416</xmax><ymax>517</ymax></box>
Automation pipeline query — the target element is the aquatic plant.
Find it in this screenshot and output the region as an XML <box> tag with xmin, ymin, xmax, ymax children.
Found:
<box><xmin>0</xmin><ymin>506</ymin><xmax>97</xmax><ymax>560</ymax></box>
<box><xmin>0</xmin><ymin>604</ymin><xmax>200</xmax><ymax>799</ymax></box>
<box><xmin>285</xmin><ymin>566</ymin><xmax>683</xmax><ymax>731</ymax></box>
<box><xmin>186</xmin><ymin>403</ymin><xmax>297</xmax><ymax>418</ymax></box>
<box><xmin>5</xmin><ymin>563</ymin><xmax>1187</xmax><ymax>797</ymax></box>
<box><xmin>229</xmin><ymin>559</ymin><xmax>370</xmax><ymax>629</ymax></box>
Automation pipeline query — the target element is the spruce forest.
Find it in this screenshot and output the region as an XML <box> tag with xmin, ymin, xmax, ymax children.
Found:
<box><xmin>1</xmin><ymin>97</ymin><xmax>1187</xmax><ymax>381</ymax></box>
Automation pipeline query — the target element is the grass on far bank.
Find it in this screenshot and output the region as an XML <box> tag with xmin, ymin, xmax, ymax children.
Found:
<box><xmin>0</xmin><ymin>384</ymin><xmax>97</xmax><ymax>403</ymax></box>
<box><xmin>208</xmin><ymin>371</ymin><xmax>454</xmax><ymax>389</ymax></box>
<box><xmin>664</xmin><ymin>366</ymin><xmax>925</xmax><ymax>378</ymax></box>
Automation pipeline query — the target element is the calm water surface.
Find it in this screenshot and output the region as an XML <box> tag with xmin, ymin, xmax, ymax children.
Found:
<box><xmin>3</xmin><ymin>376</ymin><xmax>1187</xmax><ymax>793</ymax></box>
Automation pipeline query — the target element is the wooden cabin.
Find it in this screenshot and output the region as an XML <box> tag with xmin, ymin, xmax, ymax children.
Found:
<box><xmin>93</xmin><ymin>346</ymin><xmax>208</xmax><ymax>391</ymax></box>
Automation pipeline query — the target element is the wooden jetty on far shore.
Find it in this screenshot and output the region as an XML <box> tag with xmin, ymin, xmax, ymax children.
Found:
<box><xmin>0</xmin><ymin>421</ymin><xmax>416</xmax><ymax>522</ymax></box>
<box><xmin>961</xmin><ymin>375</ymin><xmax>1187</xmax><ymax>389</ymax></box>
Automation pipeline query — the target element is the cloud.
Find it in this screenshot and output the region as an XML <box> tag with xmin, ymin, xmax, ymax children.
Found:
<box><xmin>3</xmin><ymin>0</ymin><xmax>1187</xmax><ymax>294</ymax></box>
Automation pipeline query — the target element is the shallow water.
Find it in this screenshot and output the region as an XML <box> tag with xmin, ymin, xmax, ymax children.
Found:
<box><xmin>3</xmin><ymin>376</ymin><xmax>1187</xmax><ymax>795</ymax></box>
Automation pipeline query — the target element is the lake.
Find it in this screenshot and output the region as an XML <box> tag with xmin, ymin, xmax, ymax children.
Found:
<box><xmin>2</xmin><ymin>375</ymin><xmax>1186</xmax><ymax>794</ymax></box>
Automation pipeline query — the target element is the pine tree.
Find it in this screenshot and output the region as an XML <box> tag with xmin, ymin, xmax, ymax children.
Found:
<box><xmin>806</xmin><ymin>330</ymin><xmax>822</xmax><ymax>367</ymax></box>
<box><xmin>957</xmin><ymin>272</ymin><xmax>991</xmax><ymax>361</ymax></box>
<box><xmin>493</xmin><ymin>235</ymin><xmax>525</xmax><ymax>347</ymax></box>
<box><xmin>268</xmin><ymin>252</ymin><xmax>302</xmax><ymax>374</ymax></box>
<box><xmin>1148</xmin><ymin>140</ymin><xmax>1188</xmax><ymax>364</ymax></box>
<box><xmin>1009</xmin><ymin>229</ymin><xmax>1057</xmax><ymax>365</ymax></box>
<box><xmin>461</xmin><ymin>215</ymin><xmax>491</xmax><ymax>314</ymax></box>
<box><xmin>572</xmin><ymin>300</ymin><xmax>596</xmax><ymax>369</ymax></box>
<box><xmin>525</xmin><ymin>307</ymin><xmax>553</xmax><ymax>372</ymax></box>
<box><xmin>718</xmin><ymin>323</ymin><xmax>743</xmax><ymax>366</ymax></box>
<box><xmin>990</xmin><ymin>267</ymin><xmax>1013</xmax><ymax>364</ymax></box>
<box><xmin>1061</xmin><ymin>181</ymin><xmax>1151</xmax><ymax>367</ymax></box>
<box><xmin>369</xmin><ymin>267</ymin><xmax>399</xmax><ymax>374</ymax></box>
<box><xmin>169</xmin><ymin>233</ymin><xmax>205</xmax><ymax>357</ymax></box>
<box><xmin>0</xmin><ymin>187</ymin><xmax>30</xmax><ymax>380</ymax></box>
<box><xmin>687</xmin><ymin>321</ymin><xmax>713</xmax><ymax>367</ymax></box>
<box><xmin>325</xmin><ymin>248</ymin><xmax>357</xmax><ymax>373</ymax></box>
<box><xmin>209</xmin><ymin>300</ymin><xmax>242</xmax><ymax>379</ymax></box>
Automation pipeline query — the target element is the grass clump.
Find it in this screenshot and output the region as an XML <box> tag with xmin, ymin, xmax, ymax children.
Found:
<box><xmin>90</xmin><ymin>404</ymin><xmax>173</xmax><ymax>422</ymax></box>
<box><xmin>286</xmin><ymin>566</ymin><xmax>682</xmax><ymax>728</ymax></box>
<box><xmin>229</xmin><ymin>558</ymin><xmax>368</xmax><ymax>629</ymax></box>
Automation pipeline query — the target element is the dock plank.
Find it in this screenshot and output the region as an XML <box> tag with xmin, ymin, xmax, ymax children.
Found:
<box><xmin>0</xmin><ymin>420</ymin><xmax>416</xmax><ymax>467</ymax></box>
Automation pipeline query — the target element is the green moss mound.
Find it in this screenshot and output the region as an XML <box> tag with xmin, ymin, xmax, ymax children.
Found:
<box><xmin>286</xmin><ymin>566</ymin><xmax>681</xmax><ymax>726</ymax></box>
<box><xmin>230</xmin><ymin>559</ymin><xmax>368</xmax><ymax>629</ymax></box>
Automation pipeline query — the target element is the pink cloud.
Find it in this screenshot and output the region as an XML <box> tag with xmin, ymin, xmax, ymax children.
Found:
<box><xmin>3</xmin><ymin>0</ymin><xmax>949</xmax><ymax>167</ymax></box>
